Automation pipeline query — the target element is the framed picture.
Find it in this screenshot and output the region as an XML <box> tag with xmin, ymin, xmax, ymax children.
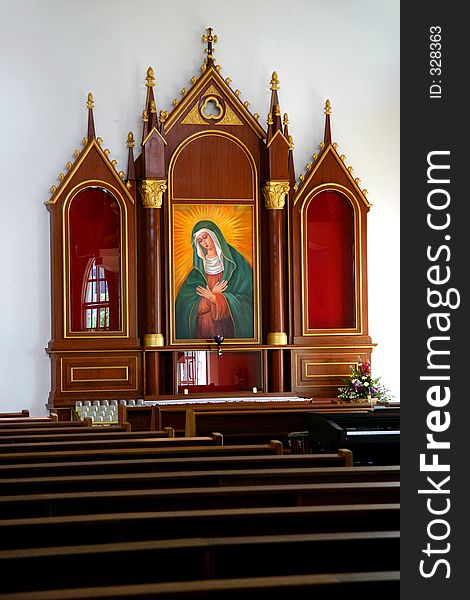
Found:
<box><xmin>170</xmin><ymin>203</ymin><xmax>259</xmax><ymax>344</ymax></box>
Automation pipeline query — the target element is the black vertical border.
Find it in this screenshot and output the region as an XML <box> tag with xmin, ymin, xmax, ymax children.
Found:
<box><xmin>401</xmin><ymin>2</ymin><xmax>467</xmax><ymax>597</ymax></box>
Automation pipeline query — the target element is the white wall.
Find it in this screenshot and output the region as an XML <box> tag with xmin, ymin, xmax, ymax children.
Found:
<box><xmin>0</xmin><ymin>0</ymin><xmax>399</xmax><ymax>415</ymax></box>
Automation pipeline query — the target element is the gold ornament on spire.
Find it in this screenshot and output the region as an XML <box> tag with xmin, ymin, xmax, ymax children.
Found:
<box><xmin>86</xmin><ymin>93</ymin><xmax>94</xmax><ymax>109</ymax></box>
<box><xmin>149</xmin><ymin>100</ymin><xmax>157</xmax><ymax>113</ymax></box>
<box><xmin>127</xmin><ymin>131</ymin><xmax>135</xmax><ymax>148</ymax></box>
<box><xmin>270</xmin><ymin>72</ymin><xmax>280</xmax><ymax>91</ymax></box>
<box><xmin>145</xmin><ymin>67</ymin><xmax>155</xmax><ymax>88</ymax></box>
<box><xmin>324</xmin><ymin>99</ymin><xmax>331</xmax><ymax>115</ymax></box>
<box><xmin>202</xmin><ymin>27</ymin><xmax>218</xmax><ymax>60</ymax></box>
<box><xmin>283</xmin><ymin>113</ymin><xmax>289</xmax><ymax>126</ymax></box>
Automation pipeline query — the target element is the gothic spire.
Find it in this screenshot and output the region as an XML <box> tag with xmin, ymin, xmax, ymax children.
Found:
<box><xmin>126</xmin><ymin>131</ymin><xmax>136</xmax><ymax>182</ymax></box>
<box><xmin>141</xmin><ymin>67</ymin><xmax>158</xmax><ymax>142</ymax></box>
<box><xmin>323</xmin><ymin>98</ymin><xmax>332</xmax><ymax>145</ymax></box>
<box><xmin>267</xmin><ymin>72</ymin><xmax>283</xmax><ymax>143</ymax></box>
<box><xmin>86</xmin><ymin>92</ymin><xmax>96</xmax><ymax>141</ymax></box>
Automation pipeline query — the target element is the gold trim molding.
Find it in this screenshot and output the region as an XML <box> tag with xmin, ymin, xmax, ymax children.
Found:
<box><xmin>144</xmin><ymin>333</ymin><xmax>165</xmax><ymax>347</ymax></box>
<box><xmin>263</xmin><ymin>180</ymin><xmax>289</xmax><ymax>210</ymax></box>
<box><xmin>267</xmin><ymin>332</ymin><xmax>287</xmax><ymax>345</ymax></box>
<box><xmin>140</xmin><ymin>179</ymin><xmax>167</xmax><ymax>208</ymax></box>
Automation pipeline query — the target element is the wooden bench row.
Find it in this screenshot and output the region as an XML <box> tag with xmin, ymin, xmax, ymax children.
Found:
<box><xmin>0</xmin><ymin>433</ymin><xmax>221</xmax><ymax>455</ymax></box>
<box><xmin>0</xmin><ymin>439</ymin><xmax>288</xmax><ymax>465</ymax></box>
<box><xmin>0</xmin><ymin>501</ymin><xmax>400</xmax><ymax>550</ymax></box>
<box><xmin>0</xmin><ymin>449</ymin><xmax>353</xmax><ymax>478</ymax></box>
<box><xmin>0</xmin><ymin>416</ymin><xmax>90</xmax><ymax>429</ymax></box>
<box><xmin>0</xmin><ymin>409</ymin><xmax>30</xmax><ymax>418</ymax></box>
<box><xmin>0</xmin><ymin>406</ymin><xmax>399</xmax><ymax>596</ymax></box>
<box><xmin>0</xmin><ymin>464</ymin><xmax>399</xmax><ymax>494</ymax></box>
<box><xmin>0</xmin><ymin>571</ymin><xmax>401</xmax><ymax>600</ymax></box>
<box><xmin>118</xmin><ymin>400</ymin><xmax>372</xmax><ymax>434</ymax></box>
<box><xmin>0</xmin><ymin>530</ymin><xmax>400</xmax><ymax>595</ymax></box>
<box><xmin>0</xmin><ymin>480</ymin><xmax>400</xmax><ymax>519</ymax></box>
<box><xmin>0</xmin><ymin>423</ymin><xmax>135</xmax><ymax>438</ymax></box>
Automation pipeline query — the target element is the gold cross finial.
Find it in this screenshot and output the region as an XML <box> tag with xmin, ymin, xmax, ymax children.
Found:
<box><xmin>145</xmin><ymin>67</ymin><xmax>155</xmax><ymax>88</ymax></box>
<box><xmin>202</xmin><ymin>27</ymin><xmax>218</xmax><ymax>60</ymax></box>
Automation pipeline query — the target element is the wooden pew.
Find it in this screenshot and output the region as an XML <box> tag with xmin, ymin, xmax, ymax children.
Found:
<box><xmin>0</xmin><ymin>409</ymin><xmax>30</xmax><ymax>418</ymax></box>
<box><xmin>0</xmin><ymin>464</ymin><xmax>400</xmax><ymax>495</ymax></box>
<box><xmin>0</xmin><ymin>480</ymin><xmax>400</xmax><ymax>519</ymax></box>
<box><xmin>185</xmin><ymin>408</ymin><xmax>322</xmax><ymax>445</ymax></box>
<box><xmin>118</xmin><ymin>404</ymin><xmax>158</xmax><ymax>431</ymax></box>
<box><xmin>0</xmin><ymin>530</ymin><xmax>400</xmax><ymax>594</ymax></box>
<box><xmin>0</xmin><ymin>426</ymin><xmax>180</xmax><ymax>443</ymax></box>
<box><xmin>0</xmin><ymin>417</ymin><xmax>92</xmax><ymax>429</ymax></box>
<box><xmin>0</xmin><ymin>502</ymin><xmax>400</xmax><ymax>550</ymax></box>
<box><xmin>0</xmin><ymin>423</ymin><xmax>131</xmax><ymax>438</ymax></box>
<box><xmin>157</xmin><ymin>400</ymin><xmax>370</xmax><ymax>435</ymax></box>
<box><xmin>0</xmin><ymin>432</ymin><xmax>219</xmax><ymax>455</ymax></box>
<box><xmin>0</xmin><ymin>440</ymin><xmax>285</xmax><ymax>465</ymax></box>
<box><xmin>0</xmin><ymin>434</ymin><xmax>231</xmax><ymax>464</ymax></box>
<box><xmin>0</xmin><ymin>571</ymin><xmax>401</xmax><ymax>600</ymax></box>
<box><xmin>0</xmin><ymin>449</ymin><xmax>351</xmax><ymax>479</ymax></box>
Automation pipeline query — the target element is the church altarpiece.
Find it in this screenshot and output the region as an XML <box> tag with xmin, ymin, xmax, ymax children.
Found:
<box><xmin>45</xmin><ymin>29</ymin><xmax>374</xmax><ymax>415</ymax></box>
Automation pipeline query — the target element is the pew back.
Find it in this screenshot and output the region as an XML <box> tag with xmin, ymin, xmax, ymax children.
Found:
<box><xmin>0</xmin><ymin>449</ymin><xmax>351</xmax><ymax>478</ymax></box>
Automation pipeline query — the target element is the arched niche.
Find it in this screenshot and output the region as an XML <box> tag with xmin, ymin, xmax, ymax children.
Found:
<box><xmin>295</xmin><ymin>183</ymin><xmax>366</xmax><ymax>338</ymax></box>
<box><xmin>303</xmin><ymin>188</ymin><xmax>356</xmax><ymax>330</ymax></box>
<box><xmin>64</xmin><ymin>184</ymin><xmax>128</xmax><ymax>337</ymax></box>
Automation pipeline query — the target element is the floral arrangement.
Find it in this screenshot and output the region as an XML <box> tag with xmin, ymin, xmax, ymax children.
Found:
<box><xmin>337</xmin><ymin>357</ymin><xmax>393</xmax><ymax>403</ymax></box>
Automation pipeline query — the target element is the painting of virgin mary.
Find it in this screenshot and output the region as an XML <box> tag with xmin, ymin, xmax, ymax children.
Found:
<box><xmin>175</xmin><ymin>220</ymin><xmax>254</xmax><ymax>340</ymax></box>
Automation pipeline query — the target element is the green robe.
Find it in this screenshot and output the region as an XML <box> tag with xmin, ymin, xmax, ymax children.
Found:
<box><xmin>175</xmin><ymin>220</ymin><xmax>254</xmax><ymax>339</ymax></box>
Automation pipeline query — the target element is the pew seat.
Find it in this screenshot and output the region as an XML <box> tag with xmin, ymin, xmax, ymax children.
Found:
<box><xmin>0</xmin><ymin>503</ymin><xmax>400</xmax><ymax>550</ymax></box>
<box><xmin>0</xmin><ymin>480</ymin><xmax>400</xmax><ymax>519</ymax></box>
<box><xmin>0</xmin><ymin>464</ymin><xmax>400</xmax><ymax>495</ymax></box>
<box><xmin>0</xmin><ymin>417</ymin><xmax>91</xmax><ymax>429</ymax></box>
<box><xmin>0</xmin><ymin>571</ymin><xmax>401</xmax><ymax>599</ymax></box>
<box><xmin>0</xmin><ymin>409</ymin><xmax>30</xmax><ymax>418</ymax></box>
<box><xmin>0</xmin><ymin>449</ymin><xmax>351</xmax><ymax>478</ymax></box>
<box><xmin>0</xmin><ymin>428</ymin><xmax>179</xmax><ymax>444</ymax></box>
<box><xmin>0</xmin><ymin>440</ymin><xmax>284</xmax><ymax>465</ymax></box>
<box><xmin>0</xmin><ymin>531</ymin><xmax>400</xmax><ymax>594</ymax></box>
<box><xmin>0</xmin><ymin>434</ymin><xmax>218</xmax><ymax>455</ymax></box>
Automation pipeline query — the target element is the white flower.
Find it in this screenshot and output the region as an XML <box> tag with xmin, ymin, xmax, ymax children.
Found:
<box><xmin>364</xmin><ymin>382</ymin><xmax>369</xmax><ymax>387</ymax></box>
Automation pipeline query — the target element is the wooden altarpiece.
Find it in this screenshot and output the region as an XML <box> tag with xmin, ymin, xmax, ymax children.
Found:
<box><xmin>45</xmin><ymin>29</ymin><xmax>374</xmax><ymax>416</ymax></box>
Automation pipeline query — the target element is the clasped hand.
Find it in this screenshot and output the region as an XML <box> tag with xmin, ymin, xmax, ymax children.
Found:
<box><xmin>196</xmin><ymin>279</ymin><xmax>228</xmax><ymax>299</ymax></box>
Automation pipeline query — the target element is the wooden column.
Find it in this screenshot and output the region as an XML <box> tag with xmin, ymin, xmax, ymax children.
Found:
<box><xmin>140</xmin><ymin>179</ymin><xmax>166</xmax><ymax>396</ymax></box>
<box><xmin>263</xmin><ymin>181</ymin><xmax>289</xmax><ymax>392</ymax></box>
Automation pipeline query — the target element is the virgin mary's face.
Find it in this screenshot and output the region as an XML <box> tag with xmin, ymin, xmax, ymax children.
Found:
<box><xmin>196</xmin><ymin>231</ymin><xmax>216</xmax><ymax>255</ymax></box>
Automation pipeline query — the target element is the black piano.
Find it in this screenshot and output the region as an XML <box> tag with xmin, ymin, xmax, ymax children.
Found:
<box><xmin>308</xmin><ymin>407</ymin><xmax>400</xmax><ymax>465</ymax></box>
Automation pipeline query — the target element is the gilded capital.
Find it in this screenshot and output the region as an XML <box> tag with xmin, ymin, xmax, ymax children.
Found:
<box><xmin>140</xmin><ymin>179</ymin><xmax>167</xmax><ymax>209</ymax></box>
<box><xmin>263</xmin><ymin>180</ymin><xmax>290</xmax><ymax>210</ymax></box>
